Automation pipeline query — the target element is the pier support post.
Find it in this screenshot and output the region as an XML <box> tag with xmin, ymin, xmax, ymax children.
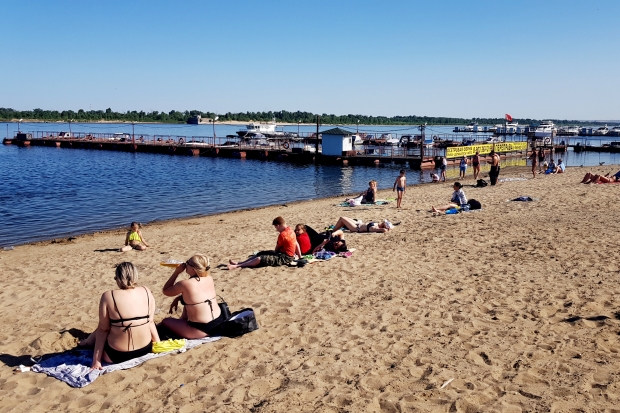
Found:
<box><xmin>189</xmin><ymin>148</ymin><xmax>200</xmax><ymax>156</ymax></box>
<box><xmin>55</xmin><ymin>142</ymin><xmax>61</xmax><ymax>147</ymax></box>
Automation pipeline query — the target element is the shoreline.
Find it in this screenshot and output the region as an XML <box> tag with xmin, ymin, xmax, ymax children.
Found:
<box><xmin>5</xmin><ymin>164</ymin><xmax>536</xmax><ymax>248</ymax></box>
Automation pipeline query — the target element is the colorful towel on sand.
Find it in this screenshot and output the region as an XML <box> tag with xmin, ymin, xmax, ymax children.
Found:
<box><xmin>31</xmin><ymin>336</ymin><xmax>220</xmax><ymax>388</ymax></box>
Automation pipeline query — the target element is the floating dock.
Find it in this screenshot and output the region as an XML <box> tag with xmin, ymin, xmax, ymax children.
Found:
<box><xmin>3</xmin><ymin>131</ymin><xmax>530</xmax><ymax>169</ymax></box>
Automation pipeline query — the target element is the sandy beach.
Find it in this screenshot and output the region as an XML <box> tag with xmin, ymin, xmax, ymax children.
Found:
<box><xmin>1</xmin><ymin>165</ymin><xmax>619</xmax><ymax>412</ymax></box>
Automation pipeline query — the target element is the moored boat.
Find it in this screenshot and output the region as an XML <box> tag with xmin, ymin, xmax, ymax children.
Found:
<box><xmin>534</xmin><ymin>120</ymin><xmax>556</xmax><ymax>138</ymax></box>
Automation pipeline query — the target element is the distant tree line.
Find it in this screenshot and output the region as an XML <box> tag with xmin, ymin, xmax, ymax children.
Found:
<box><xmin>0</xmin><ymin>107</ymin><xmax>600</xmax><ymax>126</ymax></box>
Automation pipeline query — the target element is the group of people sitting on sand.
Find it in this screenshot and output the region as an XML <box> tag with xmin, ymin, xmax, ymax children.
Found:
<box><xmin>86</xmin><ymin>214</ymin><xmax>393</xmax><ymax>369</ymax></box>
<box><xmin>79</xmin><ymin>254</ymin><xmax>223</xmax><ymax>369</ymax></box>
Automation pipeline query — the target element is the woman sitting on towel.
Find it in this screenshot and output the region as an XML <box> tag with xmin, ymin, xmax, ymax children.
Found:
<box><xmin>80</xmin><ymin>262</ymin><xmax>160</xmax><ymax>369</ymax></box>
<box><xmin>161</xmin><ymin>254</ymin><xmax>224</xmax><ymax>339</ymax></box>
<box><xmin>431</xmin><ymin>182</ymin><xmax>468</xmax><ymax>213</ymax></box>
<box><xmin>331</xmin><ymin>216</ymin><xmax>392</xmax><ymax>234</ymax></box>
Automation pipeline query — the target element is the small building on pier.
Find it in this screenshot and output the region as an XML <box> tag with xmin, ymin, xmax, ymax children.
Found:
<box><xmin>320</xmin><ymin>127</ymin><xmax>354</xmax><ymax>156</ymax></box>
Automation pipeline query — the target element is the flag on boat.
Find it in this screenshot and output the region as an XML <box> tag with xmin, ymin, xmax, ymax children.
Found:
<box><xmin>505</xmin><ymin>114</ymin><xmax>513</xmax><ymax>122</ymax></box>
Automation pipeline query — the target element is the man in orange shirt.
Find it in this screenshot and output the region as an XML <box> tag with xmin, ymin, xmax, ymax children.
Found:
<box><xmin>228</xmin><ymin>216</ymin><xmax>301</xmax><ymax>270</ymax></box>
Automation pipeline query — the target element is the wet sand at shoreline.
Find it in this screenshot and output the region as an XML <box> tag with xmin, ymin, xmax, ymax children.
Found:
<box><xmin>1</xmin><ymin>166</ymin><xmax>619</xmax><ymax>412</ymax></box>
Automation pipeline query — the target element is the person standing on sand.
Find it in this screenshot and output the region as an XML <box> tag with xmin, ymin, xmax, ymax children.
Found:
<box><xmin>228</xmin><ymin>216</ymin><xmax>301</xmax><ymax>270</ymax></box>
<box><xmin>538</xmin><ymin>148</ymin><xmax>545</xmax><ymax>172</ymax></box>
<box><xmin>440</xmin><ymin>156</ymin><xmax>447</xmax><ymax>182</ymax></box>
<box><xmin>529</xmin><ymin>149</ymin><xmax>538</xmax><ymax>178</ymax></box>
<box><xmin>459</xmin><ymin>156</ymin><xmax>468</xmax><ymax>179</ymax></box>
<box><xmin>472</xmin><ymin>151</ymin><xmax>481</xmax><ymax>180</ymax></box>
<box><xmin>488</xmin><ymin>151</ymin><xmax>501</xmax><ymax>185</ymax></box>
<box><xmin>393</xmin><ymin>169</ymin><xmax>406</xmax><ymax>209</ymax></box>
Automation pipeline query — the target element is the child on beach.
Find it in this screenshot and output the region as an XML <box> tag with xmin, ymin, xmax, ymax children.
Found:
<box><xmin>120</xmin><ymin>222</ymin><xmax>150</xmax><ymax>252</ymax></box>
<box><xmin>430</xmin><ymin>172</ymin><xmax>440</xmax><ymax>182</ymax></box>
<box><xmin>459</xmin><ymin>156</ymin><xmax>468</xmax><ymax>179</ymax></box>
<box><xmin>393</xmin><ymin>169</ymin><xmax>406</xmax><ymax>209</ymax></box>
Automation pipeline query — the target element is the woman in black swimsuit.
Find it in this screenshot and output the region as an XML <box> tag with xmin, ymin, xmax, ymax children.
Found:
<box><xmin>79</xmin><ymin>262</ymin><xmax>159</xmax><ymax>369</ymax></box>
<box><xmin>161</xmin><ymin>254</ymin><xmax>224</xmax><ymax>339</ymax></box>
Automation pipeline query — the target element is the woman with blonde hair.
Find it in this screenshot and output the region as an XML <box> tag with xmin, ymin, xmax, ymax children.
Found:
<box><xmin>161</xmin><ymin>254</ymin><xmax>224</xmax><ymax>338</ymax></box>
<box><xmin>79</xmin><ymin>262</ymin><xmax>159</xmax><ymax>369</ymax></box>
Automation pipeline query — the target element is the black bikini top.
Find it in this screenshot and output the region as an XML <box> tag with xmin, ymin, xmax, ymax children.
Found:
<box><xmin>180</xmin><ymin>277</ymin><xmax>217</xmax><ymax>318</ymax></box>
<box><xmin>109</xmin><ymin>286</ymin><xmax>150</xmax><ymax>332</ymax></box>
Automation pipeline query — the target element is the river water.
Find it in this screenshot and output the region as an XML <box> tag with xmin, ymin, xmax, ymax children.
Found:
<box><xmin>1</xmin><ymin>122</ymin><xmax>618</xmax><ymax>246</ymax></box>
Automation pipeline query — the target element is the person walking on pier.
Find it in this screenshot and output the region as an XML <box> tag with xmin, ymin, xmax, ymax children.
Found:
<box><xmin>488</xmin><ymin>151</ymin><xmax>501</xmax><ymax>185</ymax></box>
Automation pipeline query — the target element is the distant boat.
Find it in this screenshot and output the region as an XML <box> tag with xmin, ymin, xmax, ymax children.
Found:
<box><xmin>558</xmin><ymin>126</ymin><xmax>579</xmax><ymax>136</ymax></box>
<box><xmin>236</xmin><ymin>120</ymin><xmax>284</xmax><ymax>138</ymax></box>
<box><xmin>609</xmin><ymin>126</ymin><xmax>620</xmax><ymax>136</ymax></box>
<box><xmin>380</xmin><ymin>133</ymin><xmax>400</xmax><ymax>146</ymax></box>
<box><xmin>495</xmin><ymin>122</ymin><xmax>519</xmax><ymax>134</ymax></box>
<box><xmin>484</xmin><ymin>136</ymin><xmax>503</xmax><ymax>144</ymax></box>
<box><xmin>594</xmin><ymin>125</ymin><xmax>609</xmax><ymax>136</ymax></box>
<box><xmin>534</xmin><ymin>120</ymin><xmax>556</xmax><ymax>138</ymax></box>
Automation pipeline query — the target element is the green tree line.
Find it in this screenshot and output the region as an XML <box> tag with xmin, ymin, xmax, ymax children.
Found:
<box><xmin>0</xmin><ymin>107</ymin><xmax>598</xmax><ymax>126</ymax></box>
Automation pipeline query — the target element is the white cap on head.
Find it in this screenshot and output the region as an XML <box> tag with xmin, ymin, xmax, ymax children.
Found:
<box><xmin>384</xmin><ymin>219</ymin><xmax>394</xmax><ymax>229</ymax></box>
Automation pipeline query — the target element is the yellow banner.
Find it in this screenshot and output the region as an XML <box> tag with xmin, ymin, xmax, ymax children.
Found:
<box><xmin>446</xmin><ymin>142</ymin><xmax>527</xmax><ymax>158</ymax></box>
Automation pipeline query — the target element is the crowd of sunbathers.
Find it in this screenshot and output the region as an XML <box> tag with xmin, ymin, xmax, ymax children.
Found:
<box><xmin>81</xmin><ymin>213</ymin><xmax>395</xmax><ymax>370</ymax></box>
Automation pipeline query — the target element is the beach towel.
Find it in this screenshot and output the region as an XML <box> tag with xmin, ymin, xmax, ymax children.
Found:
<box><xmin>499</xmin><ymin>177</ymin><xmax>528</xmax><ymax>182</ymax></box>
<box><xmin>31</xmin><ymin>336</ymin><xmax>221</xmax><ymax>388</ymax></box>
<box><xmin>338</xmin><ymin>200</ymin><xmax>390</xmax><ymax>207</ymax></box>
<box><xmin>511</xmin><ymin>196</ymin><xmax>534</xmax><ymax>202</ymax></box>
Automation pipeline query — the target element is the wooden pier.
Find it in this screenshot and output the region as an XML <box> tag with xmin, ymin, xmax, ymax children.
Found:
<box><xmin>2</xmin><ymin>131</ymin><xmax>530</xmax><ymax>170</ymax></box>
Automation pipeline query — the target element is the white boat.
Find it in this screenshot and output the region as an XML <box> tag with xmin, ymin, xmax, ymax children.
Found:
<box><xmin>496</xmin><ymin>122</ymin><xmax>519</xmax><ymax>134</ymax></box>
<box><xmin>236</xmin><ymin>120</ymin><xmax>282</xmax><ymax>138</ymax></box>
<box><xmin>594</xmin><ymin>125</ymin><xmax>609</xmax><ymax>136</ymax></box>
<box><xmin>351</xmin><ymin>134</ymin><xmax>364</xmax><ymax>145</ymax></box>
<box><xmin>485</xmin><ymin>136</ymin><xmax>503</xmax><ymax>143</ymax></box>
<box><xmin>464</xmin><ymin>122</ymin><xmax>476</xmax><ymax>132</ymax></box>
<box><xmin>380</xmin><ymin>133</ymin><xmax>400</xmax><ymax>146</ymax></box>
<box><xmin>609</xmin><ymin>126</ymin><xmax>620</xmax><ymax>136</ymax></box>
<box><xmin>534</xmin><ymin>120</ymin><xmax>556</xmax><ymax>138</ymax></box>
<box><xmin>558</xmin><ymin>126</ymin><xmax>579</xmax><ymax>136</ymax></box>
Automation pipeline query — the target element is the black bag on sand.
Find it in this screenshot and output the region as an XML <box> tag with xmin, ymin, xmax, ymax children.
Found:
<box><xmin>476</xmin><ymin>179</ymin><xmax>488</xmax><ymax>188</ymax></box>
<box><xmin>468</xmin><ymin>199</ymin><xmax>482</xmax><ymax>210</ymax></box>
<box><xmin>217</xmin><ymin>308</ymin><xmax>259</xmax><ymax>338</ymax></box>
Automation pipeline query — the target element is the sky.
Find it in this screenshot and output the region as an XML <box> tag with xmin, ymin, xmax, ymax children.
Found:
<box><xmin>2</xmin><ymin>0</ymin><xmax>619</xmax><ymax>120</ymax></box>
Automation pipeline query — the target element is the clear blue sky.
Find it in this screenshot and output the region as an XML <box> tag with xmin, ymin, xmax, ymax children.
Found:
<box><xmin>2</xmin><ymin>0</ymin><xmax>618</xmax><ymax>120</ymax></box>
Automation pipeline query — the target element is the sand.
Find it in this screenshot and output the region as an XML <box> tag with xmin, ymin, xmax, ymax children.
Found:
<box><xmin>1</xmin><ymin>165</ymin><xmax>620</xmax><ymax>412</ymax></box>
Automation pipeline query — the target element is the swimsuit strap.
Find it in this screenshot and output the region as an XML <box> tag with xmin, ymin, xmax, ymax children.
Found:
<box><xmin>109</xmin><ymin>287</ymin><xmax>150</xmax><ymax>351</ymax></box>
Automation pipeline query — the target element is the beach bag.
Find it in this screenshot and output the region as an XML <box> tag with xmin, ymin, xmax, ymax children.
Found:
<box><xmin>468</xmin><ymin>199</ymin><xmax>482</xmax><ymax>210</ymax></box>
<box><xmin>217</xmin><ymin>296</ymin><xmax>232</xmax><ymax>320</ymax></box>
<box><xmin>217</xmin><ymin>308</ymin><xmax>259</xmax><ymax>338</ymax></box>
<box><xmin>476</xmin><ymin>179</ymin><xmax>488</xmax><ymax>188</ymax></box>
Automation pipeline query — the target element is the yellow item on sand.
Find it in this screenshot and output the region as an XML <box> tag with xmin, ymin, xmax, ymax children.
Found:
<box><xmin>152</xmin><ymin>339</ymin><xmax>186</xmax><ymax>353</ymax></box>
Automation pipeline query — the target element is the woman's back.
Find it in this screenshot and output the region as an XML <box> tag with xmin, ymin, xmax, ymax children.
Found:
<box><xmin>179</xmin><ymin>276</ymin><xmax>220</xmax><ymax>323</ymax></box>
<box><xmin>105</xmin><ymin>286</ymin><xmax>154</xmax><ymax>351</ymax></box>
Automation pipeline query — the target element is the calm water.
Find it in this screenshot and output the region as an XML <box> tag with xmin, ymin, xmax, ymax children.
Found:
<box><xmin>1</xmin><ymin>122</ymin><xmax>619</xmax><ymax>246</ymax></box>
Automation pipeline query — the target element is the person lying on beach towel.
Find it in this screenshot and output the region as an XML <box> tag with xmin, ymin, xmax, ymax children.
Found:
<box><xmin>227</xmin><ymin>216</ymin><xmax>301</xmax><ymax>270</ymax></box>
<box><xmin>332</xmin><ymin>216</ymin><xmax>393</xmax><ymax>233</ymax></box>
<box><xmin>78</xmin><ymin>262</ymin><xmax>160</xmax><ymax>370</ymax></box>
<box><xmin>581</xmin><ymin>171</ymin><xmax>620</xmax><ymax>184</ymax></box>
<box><xmin>312</xmin><ymin>229</ymin><xmax>349</xmax><ymax>253</ymax></box>
<box><xmin>161</xmin><ymin>254</ymin><xmax>226</xmax><ymax>339</ymax></box>
<box><xmin>431</xmin><ymin>182</ymin><xmax>468</xmax><ymax>213</ymax></box>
